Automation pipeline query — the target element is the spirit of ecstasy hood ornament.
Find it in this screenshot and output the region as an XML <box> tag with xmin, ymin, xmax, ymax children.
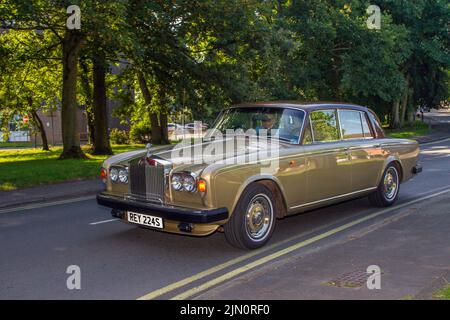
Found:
<box><xmin>145</xmin><ymin>143</ymin><xmax>155</xmax><ymax>166</ymax></box>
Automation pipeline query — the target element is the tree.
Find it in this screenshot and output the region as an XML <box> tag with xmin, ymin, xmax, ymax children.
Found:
<box><xmin>124</xmin><ymin>0</ymin><xmax>272</xmax><ymax>143</ymax></box>
<box><xmin>0</xmin><ymin>27</ymin><xmax>62</xmax><ymax>150</ymax></box>
<box><xmin>1</xmin><ymin>0</ymin><xmax>131</xmax><ymax>157</ymax></box>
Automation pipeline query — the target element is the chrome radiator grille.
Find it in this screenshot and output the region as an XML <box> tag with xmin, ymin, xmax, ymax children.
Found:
<box><xmin>130</xmin><ymin>159</ymin><xmax>146</xmax><ymax>197</ymax></box>
<box><xmin>129</xmin><ymin>158</ymin><xmax>166</xmax><ymax>203</ymax></box>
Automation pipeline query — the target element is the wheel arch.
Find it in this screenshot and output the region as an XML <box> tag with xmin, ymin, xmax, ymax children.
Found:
<box><xmin>230</xmin><ymin>176</ymin><xmax>288</xmax><ymax>219</ymax></box>
<box><xmin>380</xmin><ymin>156</ymin><xmax>404</xmax><ymax>184</ymax></box>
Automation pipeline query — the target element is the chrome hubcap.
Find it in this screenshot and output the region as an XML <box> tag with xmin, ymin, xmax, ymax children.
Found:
<box><xmin>383</xmin><ymin>167</ymin><xmax>398</xmax><ymax>200</ymax></box>
<box><xmin>245</xmin><ymin>194</ymin><xmax>273</xmax><ymax>241</ymax></box>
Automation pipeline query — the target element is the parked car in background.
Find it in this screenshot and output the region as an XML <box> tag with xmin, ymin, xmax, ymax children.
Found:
<box><xmin>97</xmin><ymin>102</ymin><xmax>422</xmax><ymax>249</ymax></box>
<box><xmin>184</xmin><ymin>122</ymin><xmax>208</xmax><ymax>132</ymax></box>
<box><xmin>168</xmin><ymin>123</ymin><xmax>184</xmax><ymax>132</ymax></box>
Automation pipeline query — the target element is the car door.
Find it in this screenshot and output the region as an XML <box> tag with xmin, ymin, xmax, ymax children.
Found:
<box><xmin>303</xmin><ymin>109</ymin><xmax>352</xmax><ymax>204</ymax></box>
<box><xmin>338</xmin><ymin>109</ymin><xmax>385</xmax><ymax>191</ymax></box>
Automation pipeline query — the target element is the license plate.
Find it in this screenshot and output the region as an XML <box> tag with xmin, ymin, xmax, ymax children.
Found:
<box><xmin>127</xmin><ymin>212</ymin><xmax>164</xmax><ymax>229</ymax></box>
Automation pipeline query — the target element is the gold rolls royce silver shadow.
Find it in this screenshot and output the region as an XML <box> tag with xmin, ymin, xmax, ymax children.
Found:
<box><xmin>97</xmin><ymin>102</ymin><xmax>422</xmax><ymax>249</ymax></box>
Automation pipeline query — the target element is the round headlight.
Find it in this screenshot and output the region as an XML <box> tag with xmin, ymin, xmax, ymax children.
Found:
<box><xmin>118</xmin><ymin>168</ymin><xmax>128</xmax><ymax>184</ymax></box>
<box><xmin>183</xmin><ymin>174</ymin><xmax>196</xmax><ymax>192</ymax></box>
<box><xmin>110</xmin><ymin>167</ymin><xmax>119</xmax><ymax>182</ymax></box>
<box><xmin>171</xmin><ymin>174</ymin><xmax>183</xmax><ymax>191</ymax></box>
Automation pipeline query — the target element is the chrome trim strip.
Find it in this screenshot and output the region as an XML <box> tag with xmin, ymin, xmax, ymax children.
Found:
<box><xmin>289</xmin><ymin>187</ymin><xmax>377</xmax><ymax>210</ymax></box>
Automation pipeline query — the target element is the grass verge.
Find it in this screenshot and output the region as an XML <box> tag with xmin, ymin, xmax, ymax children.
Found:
<box><xmin>433</xmin><ymin>285</ymin><xmax>450</xmax><ymax>300</ymax></box>
<box><xmin>385</xmin><ymin>121</ymin><xmax>430</xmax><ymax>139</ymax></box>
<box><xmin>0</xmin><ymin>144</ymin><xmax>144</xmax><ymax>191</ymax></box>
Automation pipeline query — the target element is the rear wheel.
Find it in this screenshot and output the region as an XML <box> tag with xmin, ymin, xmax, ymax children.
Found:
<box><xmin>224</xmin><ymin>183</ymin><xmax>276</xmax><ymax>250</ymax></box>
<box><xmin>369</xmin><ymin>163</ymin><xmax>400</xmax><ymax>207</ymax></box>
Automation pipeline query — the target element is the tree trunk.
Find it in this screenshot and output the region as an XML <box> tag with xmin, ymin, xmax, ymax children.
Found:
<box><xmin>137</xmin><ymin>72</ymin><xmax>162</xmax><ymax>144</ymax></box>
<box><xmin>31</xmin><ymin>110</ymin><xmax>49</xmax><ymax>151</ymax></box>
<box><xmin>391</xmin><ymin>101</ymin><xmax>401</xmax><ymax>129</ymax></box>
<box><xmin>92</xmin><ymin>53</ymin><xmax>112</xmax><ymax>154</ymax></box>
<box><xmin>277</xmin><ymin>0</ymin><xmax>283</xmax><ymax>17</ymax></box>
<box><xmin>157</xmin><ymin>86</ymin><xmax>170</xmax><ymax>145</ymax></box>
<box><xmin>150</xmin><ymin>113</ymin><xmax>162</xmax><ymax>144</ymax></box>
<box><xmin>27</xmin><ymin>96</ymin><xmax>48</xmax><ymax>151</ymax></box>
<box><xmin>406</xmin><ymin>89</ymin><xmax>415</xmax><ymax>125</ymax></box>
<box><xmin>60</xmin><ymin>29</ymin><xmax>86</xmax><ymax>159</ymax></box>
<box><xmin>399</xmin><ymin>74</ymin><xmax>410</xmax><ymax>127</ymax></box>
<box><xmin>160</xmin><ymin>113</ymin><xmax>169</xmax><ymax>144</ymax></box>
<box><xmin>80</xmin><ymin>58</ymin><xmax>95</xmax><ymax>146</ymax></box>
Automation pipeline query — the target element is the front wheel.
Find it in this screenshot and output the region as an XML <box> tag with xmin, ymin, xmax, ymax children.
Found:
<box><xmin>369</xmin><ymin>163</ymin><xmax>400</xmax><ymax>207</ymax></box>
<box><xmin>224</xmin><ymin>183</ymin><xmax>276</xmax><ymax>250</ymax></box>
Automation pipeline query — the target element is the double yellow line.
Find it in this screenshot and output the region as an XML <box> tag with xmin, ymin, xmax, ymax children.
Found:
<box><xmin>138</xmin><ymin>187</ymin><xmax>450</xmax><ymax>300</ymax></box>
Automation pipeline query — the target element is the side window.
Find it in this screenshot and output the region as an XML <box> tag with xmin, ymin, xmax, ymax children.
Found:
<box><xmin>361</xmin><ymin>113</ymin><xmax>374</xmax><ymax>138</ymax></box>
<box><xmin>310</xmin><ymin>110</ymin><xmax>340</xmax><ymax>143</ymax></box>
<box><xmin>338</xmin><ymin>110</ymin><xmax>364</xmax><ymax>140</ymax></box>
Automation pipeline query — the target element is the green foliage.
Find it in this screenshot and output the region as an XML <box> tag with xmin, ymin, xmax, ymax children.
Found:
<box><xmin>130</xmin><ymin>121</ymin><xmax>151</xmax><ymax>144</ymax></box>
<box><xmin>109</xmin><ymin>128</ymin><xmax>129</xmax><ymax>145</ymax></box>
<box><xmin>434</xmin><ymin>285</ymin><xmax>450</xmax><ymax>300</ymax></box>
<box><xmin>1</xmin><ymin>0</ymin><xmax>449</xmax><ymax>142</ymax></box>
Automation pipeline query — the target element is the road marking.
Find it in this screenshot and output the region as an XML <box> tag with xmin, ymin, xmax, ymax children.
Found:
<box><xmin>421</xmin><ymin>137</ymin><xmax>450</xmax><ymax>146</ymax></box>
<box><xmin>89</xmin><ymin>218</ymin><xmax>119</xmax><ymax>225</ymax></box>
<box><xmin>136</xmin><ymin>187</ymin><xmax>450</xmax><ymax>300</ymax></box>
<box><xmin>0</xmin><ymin>195</ymin><xmax>96</xmax><ymax>214</ymax></box>
<box><xmin>170</xmin><ymin>187</ymin><xmax>450</xmax><ymax>300</ymax></box>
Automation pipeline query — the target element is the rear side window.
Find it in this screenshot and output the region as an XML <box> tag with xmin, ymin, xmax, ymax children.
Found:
<box><xmin>310</xmin><ymin>110</ymin><xmax>340</xmax><ymax>142</ymax></box>
<box><xmin>338</xmin><ymin>110</ymin><xmax>364</xmax><ymax>140</ymax></box>
<box><xmin>367</xmin><ymin>110</ymin><xmax>384</xmax><ymax>138</ymax></box>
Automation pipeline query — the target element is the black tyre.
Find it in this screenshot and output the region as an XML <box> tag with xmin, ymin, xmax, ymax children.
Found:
<box><xmin>224</xmin><ymin>183</ymin><xmax>276</xmax><ymax>250</ymax></box>
<box><xmin>369</xmin><ymin>163</ymin><xmax>400</xmax><ymax>207</ymax></box>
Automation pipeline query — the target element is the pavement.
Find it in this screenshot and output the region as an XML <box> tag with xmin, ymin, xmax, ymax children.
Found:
<box><xmin>0</xmin><ymin>179</ymin><xmax>103</xmax><ymax>210</ymax></box>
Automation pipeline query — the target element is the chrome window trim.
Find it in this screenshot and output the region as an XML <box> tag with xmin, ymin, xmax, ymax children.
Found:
<box><xmin>360</xmin><ymin>111</ymin><xmax>375</xmax><ymax>139</ymax></box>
<box><xmin>289</xmin><ymin>187</ymin><xmax>377</xmax><ymax>210</ymax></box>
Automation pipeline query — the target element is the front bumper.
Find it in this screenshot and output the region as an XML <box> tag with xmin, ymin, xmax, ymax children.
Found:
<box><xmin>96</xmin><ymin>193</ymin><xmax>228</xmax><ymax>224</ymax></box>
